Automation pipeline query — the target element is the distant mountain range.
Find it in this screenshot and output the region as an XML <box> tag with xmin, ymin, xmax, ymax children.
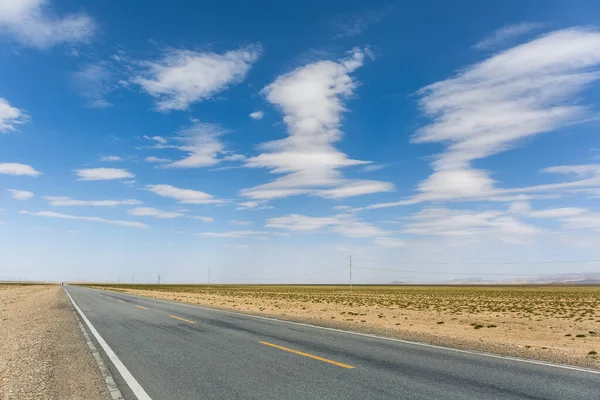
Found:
<box><xmin>441</xmin><ymin>272</ymin><xmax>600</xmax><ymax>285</ymax></box>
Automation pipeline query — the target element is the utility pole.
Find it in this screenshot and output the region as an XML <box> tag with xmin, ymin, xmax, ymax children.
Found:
<box><xmin>158</xmin><ymin>274</ymin><xmax>161</xmax><ymax>285</ymax></box>
<box><xmin>208</xmin><ymin>268</ymin><xmax>211</xmax><ymax>288</ymax></box>
<box><xmin>132</xmin><ymin>275</ymin><xmax>134</xmax><ymax>284</ymax></box>
<box><xmin>349</xmin><ymin>254</ymin><xmax>352</xmax><ymax>292</ymax></box>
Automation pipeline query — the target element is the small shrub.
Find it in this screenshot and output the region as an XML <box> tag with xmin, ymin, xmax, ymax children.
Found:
<box><xmin>565</xmin><ymin>334</ymin><xmax>572</xmax><ymax>337</ymax></box>
<box><xmin>487</xmin><ymin>324</ymin><xmax>497</xmax><ymax>328</ymax></box>
<box><xmin>474</xmin><ymin>324</ymin><xmax>484</xmax><ymax>329</ymax></box>
<box><xmin>588</xmin><ymin>350</ymin><xmax>597</xmax><ymax>356</ymax></box>
<box><xmin>576</xmin><ymin>334</ymin><xmax>586</xmax><ymax>338</ymax></box>
<box><xmin>437</xmin><ymin>321</ymin><xmax>444</xmax><ymax>324</ymax></box>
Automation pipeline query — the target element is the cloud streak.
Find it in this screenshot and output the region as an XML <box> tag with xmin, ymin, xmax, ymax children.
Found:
<box><xmin>75</xmin><ymin>168</ymin><xmax>134</xmax><ymax>181</ymax></box>
<box><xmin>19</xmin><ymin>210</ymin><xmax>148</xmax><ymax>229</ymax></box>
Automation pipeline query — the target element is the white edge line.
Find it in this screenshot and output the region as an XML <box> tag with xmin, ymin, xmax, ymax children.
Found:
<box><xmin>89</xmin><ymin>286</ymin><xmax>600</xmax><ymax>376</ymax></box>
<box><xmin>64</xmin><ymin>286</ymin><xmax>153</xmax><ymax>400</ymax></box>
<box><xmin>70</xmin><ymin>301</ymin><xmax>124</xmax><ymax>400</ymax></box>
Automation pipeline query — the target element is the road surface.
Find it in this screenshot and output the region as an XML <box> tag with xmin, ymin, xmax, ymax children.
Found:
<box><xmin>64</xmin><ymin>285</ymin><xmax>599</xmax><ymax>400</ymax></box>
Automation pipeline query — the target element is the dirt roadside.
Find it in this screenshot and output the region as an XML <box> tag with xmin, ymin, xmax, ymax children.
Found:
<box><xmin>0</xmin><ymin>284</ymin><xmax>109</xmax><ymax>400</ymax></box>
<box><xmin>97</xmin><ymin>286</ymin><xmax>600</xmax><ymax>371</ymax></box>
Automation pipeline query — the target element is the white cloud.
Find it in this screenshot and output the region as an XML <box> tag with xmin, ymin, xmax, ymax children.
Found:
<box><xmin>0</xmin><ymin>98</ymin><xmax>27</xmax><ymax>132</ymax></box>
<box><xmin>374</xmin><ymin>237</ymin><xmax>406</xmax><ymax>248</ymax></box>
<box><xmin>189</xmin><ymin>216</ymin><xmax>214</xmax><ymax>222</ymax></box>
<box><xmin>317</xmin><ymin>180</ymin><xmax>394</xmax><ymax>199</ymax></box>
<box><xmin>266</xmin><ymin>214</ymin><xmax>339</xmax><ymax>232</ymax></box>
<box><xmin>145</xmin><ymin>156</ymin><xmax>171</xmax><ymax>163</ymax></box>
<box><xmin>75</xmin><ymin>168</ymin><xmax>134</xmax><ymax>181</ymax></box>
<box><xmin>128</xmin><ymin>207</ymin><xmax>183</xmax><ymax>219</ymax></box>
<box><xmin>508</xmin><ymin>201</ymin><xmax>600</xmax><ymax>230</ymax></box>
<box><xmin>473</xmin><ymin>22</ymin><xmax>542</xmax><ymax>50</ymax></box>
<box><xmin>19</xmin><ymin>210</ymin><xmax>147</xmax><ymax>229</ymax></box>
<box><xmin>241</xmin><ymin>48</ymin><xmax>393</xmax><ymax>200</ymax></box>
<box><xmin>266</xmin><ymin>213</ymin><xmax>387</xmax><ymax>238</ymax></box>
<box><xmin>133</xmin><ymin>45</ymin><xmax>261</xmax><ymax>111</ymax></box>
<box><xmin>143</xmin><ymin>135</ymin><xmax>167</xmax><ymax>144</ymax></box>
<box><xmin>146</xmin><ymin>184</ymin><xmax>221</xmax><ymax>204</ymax></box>
<box><xmin>72</xmin><ymin>63</ymin><xmax>113</xmax><ymax>108</ymax></box>
<box><xmin>360</xmin><ymin>28</ymin><xmax>600</xmax><ymax>210</ymax></box>
<box><xmin>229</xmin><ymin>220</ymin><xmax>253</xmax><ymax>226</ymax></box>
<box><xmin>331</xmin><ymin>9</ymin><xmax>389</xmax><ymax>39</ymax></box>
<box><xmin>542</xmin><ymin>164</ymin><xmax>600</xmax><ymax>177</ymax></box>
<box><xmin>198</xmin><ymin>230</ymin><xmax>264</xmax><ymax>238</ymax></box>
<box><xmin>235</xmin><ymin>201</ymin><xmax>272</xmax><ymax>210</ymax></box>
<box><xmin>249</xmin><ymin>111</ymin><xmax>264</xmax><ymax>120</ymax></box>
<box><xmin>7</xmin><ymin>189</ymin><xmax>33</xmax><ymax>200</ymax></box>
<box><xmin>0</xmin><ymin>0</ymin><xmax>95</xmax><ymax>49</ymax></box>
<box><xmin>0</xmin><ymin>163</ymin><xmax>41</xmax><ymax>176</ymax></box>
<box><xmin>46</xmin><ymin>197</ymin><xmax>140</xmax><ymax>207</ymax></box>
<box><xmin>164</xmin><ymin>122</ymin><xmax>228</xmax><ymax>168</ymax></box>
<box><xmin>99</xmin><ymin>155</ymin><xmax>122</xmax><ymax>162</ymax></box>
<box><xmin>403</xmin><ymin>207</ymin><xmax>541</xmax><ymax>243</ymax></box>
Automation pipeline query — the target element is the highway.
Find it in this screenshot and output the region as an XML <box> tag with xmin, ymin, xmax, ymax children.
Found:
<box><xmin>64</xmin><ymin>285</ymin><xmax>599</xmax><ymax>400</ymax></box>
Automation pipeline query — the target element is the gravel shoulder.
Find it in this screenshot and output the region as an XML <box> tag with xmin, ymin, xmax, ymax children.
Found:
<box><xmin>95</xmin><ymin>285</ymin><xmax>600</xmax><ymax>371</ymax></box>
<box><xmin>0</xmin><ymin>284</ymin><xmax>109</xmax><ymax>400</ymax></box>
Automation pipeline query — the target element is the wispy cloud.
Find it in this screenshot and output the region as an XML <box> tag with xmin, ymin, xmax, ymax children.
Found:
<box><xmin>228</xmin><ymin>220</ymin><xmax>253</xmax><ymax>226</ymax></box>
<box><xmin>473</xmin><ymin>22</ymin><xmax>543</xmax><ymax>50</ymax></box>
<box><xmin>146</xmin><ymin>184</ymin><xmax>221</xmax><ymax>204</ymax></box>
<box><xmin>360</xmin><ymin>28</ymin><xmax>600</xmax><ymax>210</ymax></box>
<box><xmin>75</xmin><ymin>168</ymin><xmax>134</xmax><ymax>181</ymax></box>
<box><xmin>197</xmin><ymin>230</ymin><xmax>264</xmax><ymax>238</ymax></box>
<box><xmin>0</xmin><ymin>163</ymin><xmax>41</xmax><ymax>176</ymax></box>
<box><xmin>46</xmin><ymin>197</ymin><xmax>141</xmax><ymax>207</ymax></box>
<box><xmin>72</xmin><ymin>62</ymin><xmax>114</xmax><ymax>108</ymax></box>
<box><xmin>145</xmin><ymin>156</ymin><xmax>171</xmax><ymax>163</ymax></box>
<box><xmin>0</xmin><ymin>0</ymin><xmax>95</xmax><ymax>49</ymax></box>
<box><xmin>510</xmin><ymin>201</ymin><xmax>600</xmax><ymax>231</ymax></box>
<box><xmin>132</xmin><ymin>45</ymin><xmax>262</xmax><ymax>111</ymax></box>
<box><xmin>164</xmin><ymin>122</ymin><xmax>229</xmax><ymax>168</ymax></box>
<box><xmin>249</xmin><ymin>111</ymin><xmax>264</xmax><ymax>120</ymax></box>
<box><xmin>241</xmin><ymin>48</ymin><xmax>393</xmax><ymax>200</ymax></box>
<box><xmin>19</xmin><ymin>210</ymin><xmax>148</xmax><ymax>229</ymax></box>
<box><xmin>128</xmin><ymin>207</ymin><xmax>184</xmax><ymax>219</ymax></box>
<box><xmin>189</xmin><ymin>216</ymin><xmax>214</xmax><ymax>222</ymax></box>
<box><xmin>99</xmin><ymin>155</ymin><xmax>122</xmax><ymax>162</ymax></box>
<box><xmin>8</xmin><ymin>189</ymin><xmax>34</xmax><ymax>200</ymax></box>
<box><xmin>403</xmin><ymin>207</ymin><xmax>540</xmax><ymax>243</ymax></box>
<box><xmin>143</xmin><ymin>135</ymin><xmax>167</xmax><ymax>144</ymax></box>
<box><xmin>266</xmin><ymin>213</ymin><xmax>387</xmax><ymax>238</ymax></box>
<box><xmin>331</xmin><ymin>8</ymin><xmax>390</xmax><ymax>38</ymax></box>
<box><xmin>0</xmin><ymin>98</ymin><xmax>28</xmax><ymax>132</ymax></box>
<box><xmin>235</xmin><ymin>201</ymin><xmax>272</xmax><ymax>210</ymax></box>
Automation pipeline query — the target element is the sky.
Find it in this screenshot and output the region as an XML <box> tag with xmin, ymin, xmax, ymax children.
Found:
<box><xmin>2</xmin><ymin>0</ymin><xmax>600</xmax><ymax>283</ymax></box>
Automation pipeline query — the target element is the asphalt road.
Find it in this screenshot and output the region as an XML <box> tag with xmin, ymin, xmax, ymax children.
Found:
<box><xmin>64</xmin><ymin>285</ymin><xmax>599</xmax><ymax>400</ymax></box>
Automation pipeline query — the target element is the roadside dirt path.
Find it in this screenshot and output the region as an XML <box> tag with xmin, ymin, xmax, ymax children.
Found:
<box><xmin>0</xmin><ymin>284</ymin><xmax>109</xmax><ymax>400</ymax></box>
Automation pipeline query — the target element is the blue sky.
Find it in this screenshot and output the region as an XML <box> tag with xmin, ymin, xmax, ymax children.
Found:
<box><xmin>2</xmin><ymin>0</ymin><xmax>600</xmax><ymax>283</ymax></box>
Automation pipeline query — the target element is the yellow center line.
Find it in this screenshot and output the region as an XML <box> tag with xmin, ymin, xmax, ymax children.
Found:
<box><xmin>170</xmin><ymin>315</ymin><xmax>196</xmax><ymax>324</ymax></box>
<box><xmin>118</xmin><ymin>300</ymin><xmax>126</xmax><ymax>303</ymax></box>
<box><xmin>259</xmin><ymin>341</ymin><xmax>355</xmax><ymax>369</ymax></box>
<box><xmin>136</xmin><ymin>305</ymin><xmax>148</xmax><ymax>310</ymax></box>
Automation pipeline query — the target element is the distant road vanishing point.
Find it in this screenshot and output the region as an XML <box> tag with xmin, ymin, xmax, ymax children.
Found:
<box><xmin>64</xmin><ymin>285</ymin><xmax>599</xmax><ymax>400</ymax></box>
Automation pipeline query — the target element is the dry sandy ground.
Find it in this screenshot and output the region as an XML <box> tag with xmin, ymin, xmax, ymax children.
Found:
<box><xmin>99</xmin><ymin>286</ymin><xmax>600</xmax><ymax>370</ymax></box>
<box><xmin>0</xmin><ymin>284</ymin><xmax>109</xmax><ymax>400</ymax></box>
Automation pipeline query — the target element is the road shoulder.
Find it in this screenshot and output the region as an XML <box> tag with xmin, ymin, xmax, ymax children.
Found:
<box><xmin>0</xmin><ymin>284</ymin><xmax>110</xmax><ymax>400</ymax></box>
